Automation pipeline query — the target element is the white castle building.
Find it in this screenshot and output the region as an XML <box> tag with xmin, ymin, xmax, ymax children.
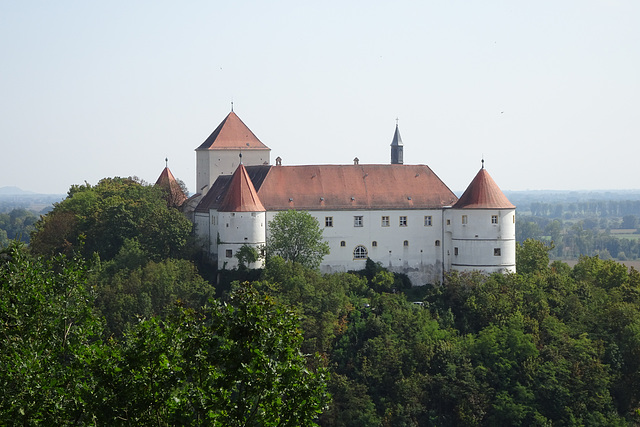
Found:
<box><xmin>181</xmin><ymin>110</ymin><xmax>515</xmax><ymax>285</ymax></box>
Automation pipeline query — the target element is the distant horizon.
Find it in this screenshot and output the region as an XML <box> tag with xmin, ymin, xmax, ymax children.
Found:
<box><xmin>3</xmin><ymin>184</ymin><xmax>640</xmax><ymax>198</ymax></box>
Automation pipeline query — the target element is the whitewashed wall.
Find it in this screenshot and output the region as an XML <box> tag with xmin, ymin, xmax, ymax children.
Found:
<box><xmin>449</xmin><ymin>208</ymin><xmax>516</xmax><ymax>273</ymax></box>
<box><xmin>195</xmin><ymin>149</ymin><xmax>270</xmax><ymax>196</ymax></box>
<box><xmin>218</xmin><ymin>211</ymin><xmax>266</xmax><ymax>270</ymax></box>
<box><xmin>266</xmin><ymin>209</ymin><xmax>447</xmax><ymax>285</ymax></box>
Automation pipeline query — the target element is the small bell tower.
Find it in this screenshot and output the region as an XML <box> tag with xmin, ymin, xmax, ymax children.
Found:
<box><xmin>390</xmin><ymin>119</ymin><xmax>403</xmax><ymax>164</ymax></box>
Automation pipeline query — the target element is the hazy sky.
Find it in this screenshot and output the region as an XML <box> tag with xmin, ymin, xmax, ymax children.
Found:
<box><xmin>1</xmin><ymin>1</ymin><xmax>638</xmax><ymax>194</ymax></box>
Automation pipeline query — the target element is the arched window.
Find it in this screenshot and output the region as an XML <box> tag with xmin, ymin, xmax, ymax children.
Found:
<box><xmin>372</xmin><ymin>241</ymin><xmax>378</xmax><ymax>247</ymax></box>
<box><xmin>353</xmin><ymin>245</ymin><xmax>368</xmax><ymax>259</ymax></box>
<box><xmin>435</xmin><ymin>240</ymin><xmax>441</xmax><ymax>247</ymax></box>
<box><xmin>403</xmin><ymin>240</ymin><xmax>409</xmax><ymax>247</ymax></box>
<box><xmin>340</xmin><ymin>241</ymin><xmax>346</xmax><ymax>247</ymax></box>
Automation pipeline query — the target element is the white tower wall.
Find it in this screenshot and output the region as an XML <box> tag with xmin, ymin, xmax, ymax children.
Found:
<box><xmin>449</xmin><ymin>208</ymin><xmax>516</xmax><ymax>274</ymax></box>
<box><xmin>218</xmin><ymin>211</ymin><xmax>267</xmax><ymax>270</ymax></box>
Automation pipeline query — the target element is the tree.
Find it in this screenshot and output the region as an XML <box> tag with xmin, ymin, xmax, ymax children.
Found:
<box><xmin>516</xmin><ymin>239</ymin><xmax>553</xmax><ymax>276</ymax></box>
<box><xmin>621</xmin><ymin>215</ymin><xmax>638</xmax><ymax>229</ymax></box>
<box><xmin>30</xmin><ymin>177</ymin><xmax>193</xmax><ymax>261</ymax></box>
<box><xmin>93</xmin><ymin>239</ymin><xmax>215</xmax><ymax>336</ymax></box>
<box><xmin>0</xmin><ymin>242</ymin><xmax>102</xmax><ymax>424</ymax></box>
<box><xmin>266</xmin><ymin>210</ymin><xmax>330</xmax><ymax>269</ymax></box>
<box><xmin>235</xmin><ymin>243</ymin><xmax>261</xmax><ymax>270</ymax></box>
<box><xmin>89</xmin><ymin>284</ymin><xmax>329</xmax><ymax>426</ymax></box>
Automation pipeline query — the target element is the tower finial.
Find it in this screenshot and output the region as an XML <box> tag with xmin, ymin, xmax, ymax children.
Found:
<box><xmin>239</xmin><ymin>152</ymin><xmax>243</xmax><ymax>165</ymax></box>
<box><xmin>481</xmin><ymin>157</ymin><xmax>485</xmax><ymax>169</ymax></box>
<box><xmin>231</xmin><ymin>100</ymin><xmax>234</xmax><ymax>112</ymax></box>
<box><xmin>396</xmin><ymin>117</ymin><xmax>399</xmax><ymax>127</ymax></box>
<box><xmin>165</xmin><ymin>157</ymin><xmax>168</xmax><ymax>168</ymax></box>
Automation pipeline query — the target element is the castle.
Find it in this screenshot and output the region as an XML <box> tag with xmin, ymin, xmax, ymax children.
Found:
<box><xmin>159</xmin><ymin>110</ymin><xmax>516</xmax><ymax>285</ymax></box>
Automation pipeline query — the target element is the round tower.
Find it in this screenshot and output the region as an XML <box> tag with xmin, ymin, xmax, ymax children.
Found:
<box><xmin>448</xmin><ymin>161</ymin><xmax>516</xmax><ymax>274</ymax></box>
<box><xmin>217</xmin><ymin>162</ymin><xmax>266</xmax><ymax>270</ymax></box>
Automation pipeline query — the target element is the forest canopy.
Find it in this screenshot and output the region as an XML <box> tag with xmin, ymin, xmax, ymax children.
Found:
<box><xmin>4</xmin><ymin>177</ymin><xmax>640</xmax><ymax>425</ymax></box>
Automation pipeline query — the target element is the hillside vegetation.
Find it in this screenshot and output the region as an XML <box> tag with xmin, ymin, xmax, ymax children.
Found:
<box><xmin>3</xmin><ymin>182</ymin><xmax>640</xmax><ymax>424</ymax></box>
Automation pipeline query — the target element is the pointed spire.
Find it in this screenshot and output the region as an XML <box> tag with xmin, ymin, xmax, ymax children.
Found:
<box><xmin>453</xmin><ymin>167</ymin><xmax>515</xmax><ymax>209</ymax></box>
<box><xmin>390</xmin><ymin>119</ymin><xmax>403</xmax><ymax>164</ymax></box>
<box><xmin>219</xmin><ymin>164</ymin><xmax>265</xmax><ymax>212</ymax></box>
<box><xmin>155</xmin><ymin>166</ymin><xmax>187</xmax><ymax>207</ymax></box>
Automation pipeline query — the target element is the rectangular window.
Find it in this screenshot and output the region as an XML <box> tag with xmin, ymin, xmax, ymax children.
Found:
<box><xmin>381</xmin><ymin>216</ymin><xmax>390</xmax><ymax>227</ymax></box>
<box><xmin>494</xmin><ymin>248</ymin><xmax>501</xmax><ymax>256</ymax></box>
<box><xmin>325</xmin><ymin>216</ymin><xmax>333</xmax><ymax>227</ymax></box>
<box><xmin>446</xmin><ymin>219</ymin><xmax>451</xmax><ymax>226</ymax></box>
<box><xmin>211</xmin><ymin>216</ymin><xmax>217</xmax><ymax>225</ymax></box>
<box><xmin>462</xmin><ymin>215</ymin><xmax>468</xmax><ymax>225</ymax></box>
<box><xmin>454</xmin><ymin>247</ymin><xmax>459</xmax><ymax>256</ymax></box>
<box><xmin>354</xmin><ymin>216</ymin><xmax>363</xmax><ymax>227</ymax></box>
<box><xmin>424</xmin><ymin>215</ymin><xmax>432</xmax><ymax>226</ymax></box>
<box><xmin>225</xmin><ymin>249</ymin><xmax>232</xmax><ymax>258</ymax></box>
<box><xmin>492</xmin><ymin>215</ymin><xmax>498</xmax><ymax>224</ymax></box>
<box><xmin>399</xmin><ymin>216</ymin><xmax>407</xmax><ymax>227</ymax></box>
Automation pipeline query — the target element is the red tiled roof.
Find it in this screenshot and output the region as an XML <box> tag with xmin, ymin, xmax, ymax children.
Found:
<box><xmin>198</xmin><ymin>164</ymin><xmax>457</xmax><ymax>212</ymax></box>
<box><xmin>196</xmin><ymin>111</ymin><xmax>270</xmax><ymax>151</ymax></box>
<box><xmin>155</xmin><ymin>167</ymin><xmax>187</xmax><ymax>207</ymax></box>
<box><xmin>453</xmin><ymin>168</ymin><xmax>515</xmax><ymax>209</ymax></box>
<box><xmin>218</xmin><ymin>164</ymin><xmax>265</xmax><ymax>212</ymax></box>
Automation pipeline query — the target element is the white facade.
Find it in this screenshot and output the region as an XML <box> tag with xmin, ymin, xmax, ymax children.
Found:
<box><xmin>194</xmin><ymin>204</ymin><xmax>515</xmax><ymax>285</ymax></box>
<box><xmin>217</xmin><ymin>211</ymin><xmax>267</xmax><ymax>270</ymax></box>
<box><xmin>278</xmin><ymin>209</ymin><xmax>446</xmax><ymax>285</ymax></box>
<box><xmin>447</xmin><ymin>208</ymin><xmax>516</xmax><ymax>274</ymax></box>
<box><xmin>190</xmin><ymin>112</ymin><xmax>516</xmax><ymax>285</ymax></box>
<box><xmin>196</xmin><ymin>149</ymin><xmax>270</xmax><ymax>196</ymax></box>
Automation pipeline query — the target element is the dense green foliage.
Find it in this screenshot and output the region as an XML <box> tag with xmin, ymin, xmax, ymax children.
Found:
<box><xmin>27</xmin><ymin>177</ymin><xmax>208</xmax><ymax>337</ymax></box>
<box><xmin>93</xmin><ymin>238</ymin><xmax>215</xmax><ymax>336</ymax></box>
<box><xmin>244</xmin><ymin>241</ymin><xmax>640</xmax><ymax>425</ymax></box>
<box><xmin>9</xmin><ymin>176</ymin><xmax>640</xmax><ymax>424</ymax></box>
<box><xmin>30</xmin><ymin>177</ymin><xmax>193</xmax><ymax>261</ymax></box>
<box><xmin>0</xmin><ymin>242</ymin><xmax>103</xmax><ymax>423</ymax></box>
<box><xmin>0</xmin><ymin>243</ymin><xmax>328</xmax><ymax>425</ymax></box>
<box><xmin>266</xmin><ymin>210</ymin><xmax>330</xmax><ymax>269</ymax></box>
<box><xmin>0</xmin><ymin>208</ymin><xmax>38</xmax><ymax>246</ymax></box>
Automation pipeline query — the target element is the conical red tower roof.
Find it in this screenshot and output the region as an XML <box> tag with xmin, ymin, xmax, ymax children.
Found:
<box><xmin>219</xmin><ymin>163</ymin><xmax>265</xmax><ymax>212</ymax></box>
<box><xmin>196</xmin><ymin>111</ymin><xmax>269</xmax><ymax>151</ymax></box>
<box><xmin>453</xmin><ymin>167</ymin><xmax>515</xmax><ymax>209</ymax></box>
<box><xmin>155</xmin><ymin>167</ymin><xmax>187</xmax><ymax>207</ymax></box>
